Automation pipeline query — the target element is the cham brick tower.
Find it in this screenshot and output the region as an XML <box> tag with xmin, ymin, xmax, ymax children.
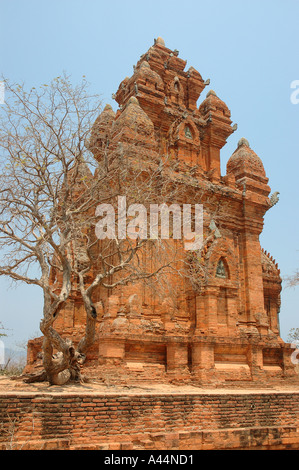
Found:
<box><xmin>27</xmin><ymin>37</ymin><xmax>297</xmax><ymax>386</ymax></box>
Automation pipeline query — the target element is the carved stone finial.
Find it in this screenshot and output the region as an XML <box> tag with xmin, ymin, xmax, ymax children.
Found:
<box><xmin>269</xmin><ymin>191</ymin><xmax>280</xmax><ymax>208</ymax></box>
<box><xmin>238</xmin><ymin>137</ymin><xmax>250</xmax><ymax>148</ymax></box>
<box><xmin>206</xmin><ymin>89</ymin><xmax>217</xmax><ymax>98</ymax></box>
<box><xmin>128</xmin><ymin>96</ymin><xmax>139</xmax><ymax>106</ymax></box>
<box><xmin>209</xmin><ymin>219</ymin><xmax>221</xmax><ymax>238</ymax></box>
<box><xmin>155</xmin><ymin>37</ymin><xmax>165</xmax><ymax>46</ymax></box>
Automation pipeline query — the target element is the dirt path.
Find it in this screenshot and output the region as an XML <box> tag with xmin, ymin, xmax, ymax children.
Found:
<box><xmin>0</xmin><ymin>375</ymin><xmax>298</xmax><ymax>396</ymax></box>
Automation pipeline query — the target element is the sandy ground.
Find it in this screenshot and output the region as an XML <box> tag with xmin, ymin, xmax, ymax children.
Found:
<box><xmin>0</xmin><ymin>375</ymin><xmax>298</xmax><ymax>396</ymax></box>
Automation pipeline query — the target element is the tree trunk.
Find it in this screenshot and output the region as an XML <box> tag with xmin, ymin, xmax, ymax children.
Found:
<box><xmin>42</xmin><ymin>335</ymin><xmax>86</xmax><ymax>385</ymax></box>
<box><xmin>22</xmin><ymin>304</ymin><xmax>96</xmax><ymax>385</ymax></box>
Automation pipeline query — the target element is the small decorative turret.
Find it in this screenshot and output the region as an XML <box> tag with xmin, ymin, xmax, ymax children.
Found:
<box><xmin>110</xmin><ymin>96</ymin><xmax>158</xmax><ymax>158</ymax></box>
<box><xmin>198</xmin><ymin>90</ymin><xmax>235</xmax><ymax>181</ymax></box>
<box><xmin>88</xmin><ymin>104</ymin><xmax>115</xmax><ymax>161</ymax></box>
<box><xmin>226</xmin><ymin>138</ymin><xmax>267</xmax><ymax>181</ymax></box>
<box><xmin>226</xmin><ymin>138</ymin><xmax>271</xmax><ymax>204</ymax></box>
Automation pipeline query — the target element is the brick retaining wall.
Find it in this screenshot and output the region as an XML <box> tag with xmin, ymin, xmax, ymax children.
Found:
<box><xmin>0</xmin><ymin>391</ymin><xmax>298</xmax><ymax>450</ymax></box>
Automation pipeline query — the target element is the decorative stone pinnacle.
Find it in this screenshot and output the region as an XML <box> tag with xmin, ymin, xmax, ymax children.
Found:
<box><xmin>155</xmin><ymin>37</ymin><xmax>165</xmax><ymax>46</ymax></box>
<box><xmin>206</xmin><ymin>90</ymin><xmax>217</xmax><ymax>97</ymax></box>
<box><xmin>128</xmin><ymin>96</ymin><xmax>139</xmax><ymax>105</ymax></box>
<box><xmin>238</xmin><ymin>137</ymin><xmax>250</xmax><ymax>148</ymax></box>
<box><xmin>140</xmin><ymin>61</ymin><xmax>150</xmax><ymax>69</ymax></box>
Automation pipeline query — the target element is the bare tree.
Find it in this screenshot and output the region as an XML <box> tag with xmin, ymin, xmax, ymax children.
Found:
<box><xmin>0</xmin><ymin>413</ymin><xmax>35</xmax><ymax>450</ymax></box>
<box><xmin>287</xmin><ymin>328</ymin><xmax>299</xmax><ymax>344</ymax></box>
<box><xmin>286</xmin><ymin>271</ymin><xmax>299</xmax><ymax>288</ymax></box>
<box><xmin>0</xmin><ymin>322</ymin><xmax>6</xmax><ymax>338</ymax></box>
<box><xmin>0</xmin><ymin>76</ymin><xmax>182</xmax><ymax>385</ymax></box>
<box><xmin>284</xmin><ymin>269</ymin><xmax>299</xmax><ymax>346</ymax></box>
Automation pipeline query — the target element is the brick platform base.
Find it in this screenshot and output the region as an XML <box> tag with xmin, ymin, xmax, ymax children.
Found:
<box><xmin>1</xmin><ymin>390</ymin><xmax>299</xmax><ymax>450</ymax></box>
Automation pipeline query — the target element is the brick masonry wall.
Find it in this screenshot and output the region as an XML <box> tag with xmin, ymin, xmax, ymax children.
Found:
<box><xmin>0</xmin><ymin>391</ymin><xmax>298</xmax><ymax>450</ymax></box>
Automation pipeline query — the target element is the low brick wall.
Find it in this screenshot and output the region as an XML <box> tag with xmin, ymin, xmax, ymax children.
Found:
<box><xmin>0</xmin><ymin>391</ymin><xmax>299</xmax><ymax>450</ymax></box>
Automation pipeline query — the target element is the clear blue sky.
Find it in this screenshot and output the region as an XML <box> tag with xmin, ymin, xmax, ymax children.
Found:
<box><xmin>0</xmin><ymin>0</ymin><xmax>298</xmax><ymax>348</ymax></box>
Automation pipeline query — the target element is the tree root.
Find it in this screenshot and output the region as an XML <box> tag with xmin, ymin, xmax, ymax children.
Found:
<box><xmin>12</xmin><ymin>340</ymin><xmax>89</xmax><ymax>386</ymax></box>
<box><xmin>10</xmin><ymin>370</ymin><xmax>48</xmax><ymax>383</ymax></box>
<box><xmin>23</xmin><ymin>371</ymin><xmax>48</xmax><ymax>383</ymax></box>
<box><xmin>11</xmin><ymin>369</ymin><xmax>91</xmax><ymax>385</ymax></box>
